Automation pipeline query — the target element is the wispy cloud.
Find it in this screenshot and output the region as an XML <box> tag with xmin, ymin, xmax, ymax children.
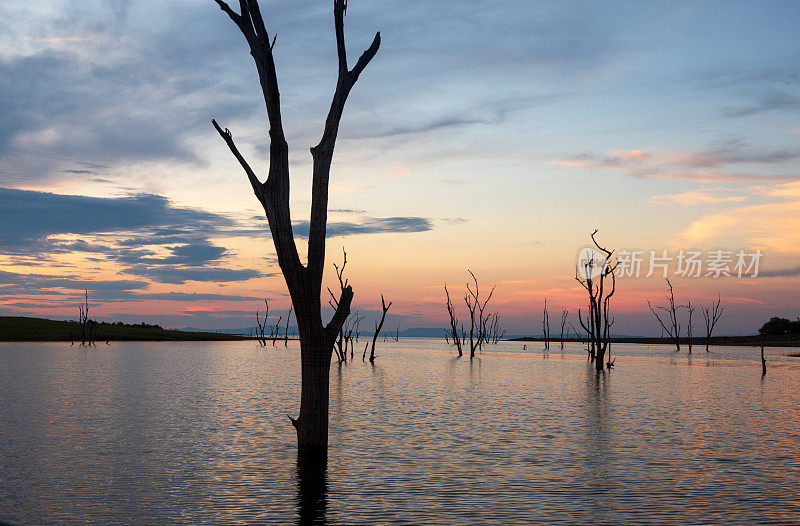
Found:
<box><xmin>293</xmin><ymin>217</ymin><xmax>434</xmax><ymax>238</ymax></box>
<box><xmin>553</xmin><ymin>139</ymin><xmax>800</xmax><ymax>182</ymax></box>
<box><xmin>723</xmin><ymin>91</ymin><xmax>800</xmax><ymax>118</ymax></box>
<box><xmin>651</xmin><ymin>191</ymin><xmax>746</xmax><ymax>206</ymax></box>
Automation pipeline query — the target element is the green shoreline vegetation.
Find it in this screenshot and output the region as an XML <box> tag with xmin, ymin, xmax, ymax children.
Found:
<box><xmin>0</xmin><ymin>316</ymin><xmax>249</xmax><ymax>342</ymax></box>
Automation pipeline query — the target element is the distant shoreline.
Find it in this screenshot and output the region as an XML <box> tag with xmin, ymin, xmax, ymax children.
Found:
<box><xmin>508</xmin><ymin>335</ymin><xmax>800</xmax><ymax>348</ymax></box>
<box><xmin>0</xmin><ymin>316</ymin><xmax>257</xmax><ymax>342</ymax></box>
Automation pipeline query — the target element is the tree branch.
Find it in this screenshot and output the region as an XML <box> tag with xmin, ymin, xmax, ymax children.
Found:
<box><xmin>307</xmin><ymin>1</ymin><xmax>381</xmax><ymax>284</ymax></box>
<box><xmin>212</xmin><ymin>119</ymin><xmax>265</xmax><ymax>201</ymax></box>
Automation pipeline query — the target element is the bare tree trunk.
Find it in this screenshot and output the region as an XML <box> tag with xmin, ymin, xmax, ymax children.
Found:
<box><xmin>542</xmin><ymin>297</ymin><xmax>550</xmax><ymax>352</ymax></box>
<box><xmin>761</xmin><ymin>333</ymin><xmax>767</xmax><ymax>376</ymax></box>
<box><xmin>445</xmin><ymin>283</ymin><xmax>462</xmax><ymax>356</ymax></box>
<box><xmin>701</xmin><ymin>295</ymin><xmax>723</xmax><ymax>353</ymax></box>
<box><xmin>465</xmin><ymin>270</ymin><xmax>495</xmax><ymax>359</ymax></box>
<box><xmin>647</xmin><ymin>279</ymin><xmax>683</xmax><ymax>353</ymax></box>
<box><xmin>369</xmin><ymin>295</ymin><xmax>391</xmax><ymax>363</ymax></box>
<box><xmin>284</xmin><ymin>305</ymin><xmax>292</xmax><ymax>347</ymax></box>
<box><xmin>212</xmin><ymin>0</ymin><xmax>379</xmax><ymax>454</ymax></box>
<box><xmin>576</xmin><ymin>230</ymin><xmax>618</xmax><ymax>371</ymax></box>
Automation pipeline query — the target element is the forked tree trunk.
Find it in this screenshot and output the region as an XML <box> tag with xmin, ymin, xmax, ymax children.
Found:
<box><xmin>211</xmin><ymin>0</ymin><xmax>380</xmax><ymax>454</ymax></box>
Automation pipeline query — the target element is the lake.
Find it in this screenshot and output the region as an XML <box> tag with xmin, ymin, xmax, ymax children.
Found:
<box><xmin>1</xmin><ymin>338</ymin><xmax>799</xmax><ymax>525</ymax></box>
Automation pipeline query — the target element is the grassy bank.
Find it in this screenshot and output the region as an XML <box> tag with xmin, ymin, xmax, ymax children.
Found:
<box><xmin>0</xmin><ymin>316</ymin><xmax>250</xmax><ymax>342</ymax></box>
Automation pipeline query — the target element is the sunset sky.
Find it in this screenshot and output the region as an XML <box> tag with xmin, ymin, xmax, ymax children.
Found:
<box><xmin>1</xmin><ymin>0</ymin><xmax>799</xmax><ymax>335</ymax></box>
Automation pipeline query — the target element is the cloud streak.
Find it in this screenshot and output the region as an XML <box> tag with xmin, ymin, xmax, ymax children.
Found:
<box><xmin>553</xmin><ymin>139</ymin><xmax>800</xmax><ymax>182</ymax></box>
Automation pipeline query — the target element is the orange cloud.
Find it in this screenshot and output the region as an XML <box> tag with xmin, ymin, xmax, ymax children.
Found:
<box><xmin>651</xmin><ymin>191</ymin><xmax>746</xmax><ymax>206</ymax></box>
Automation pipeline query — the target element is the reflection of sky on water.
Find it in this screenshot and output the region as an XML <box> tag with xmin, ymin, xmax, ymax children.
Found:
<box><xmin>1</xmin><ymin>339</ymin><xmax>799</xmax><ymax>524</ymax></box>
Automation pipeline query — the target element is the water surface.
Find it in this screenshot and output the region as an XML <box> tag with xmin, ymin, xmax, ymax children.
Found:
<box><xmin>1</xmin><ymin>339</ymin><xmax>799</xmax><ymax>524</ymax></box>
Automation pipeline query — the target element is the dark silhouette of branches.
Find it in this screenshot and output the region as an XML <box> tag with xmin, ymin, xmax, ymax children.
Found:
<box><xmin>211</xmin><ymin>0</ymin><xmax>380</xmax><ymax>452</ymax></box>
<box><xmin>575</xmin><ymin>230</ymin><xmax>618</xmax><ymax>371</ymax></box>
<box><xmin>542</xmin><ymin>297</ymin><xmax>550</xmax><ymax>353</ymax></box>
<box><xmin>647</xmin><ymin>278</ymin><xmax>683</xmax><ymax>352</ymax></box>
<box><xmin>284</xmin><ymin>305</ymin><xmax>293</xmax><ymax>347</ymax></box>
<box><xmin>444</xmin><ymin>283</ymin><xmax>463</xmax><ymax>356</ymax></box>
<box><xmin>465</xmin><ymin>270</ymin><xmax>495</xmax><ymax>359</ymax></box>
<box><xmin>368</xmin><ymin>295</ymin><xmax>391</xmax><ymax>363</ymax></box>
<box><xmin>700</xmin><ymin>296</ymin><xmax>724</xmax><ymax>353</ymax></box>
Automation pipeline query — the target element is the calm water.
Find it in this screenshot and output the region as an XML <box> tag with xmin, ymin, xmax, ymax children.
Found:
<box><xmin>1</xmin><ymin>339</ymin><xmax>800</xmax><ymax>525</ymax></box>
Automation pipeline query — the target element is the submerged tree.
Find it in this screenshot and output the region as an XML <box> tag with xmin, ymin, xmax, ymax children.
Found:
<box><xmin>255</xmin><ymin>300</ymin><xmax>269</xmax><ymax>346</ymax></box>
<box><xmin>575</xmin><ymin>230</ymin><xmax>618</xmax><ymax>371</ymax></box>
<box><xmin>464</xmin><ymin>270</ymin><xmax>495</xmax><ymax>358</ymax></box>
<box><xmin>444</xmin><ymin>283</ymin><xmax>463</xmax><ymax>356</ymax></box>
<box><xmin>686</xmin><ymin>300</ymin><xmax>695</xmax><ymax>353</ymax></box>
<box><xmin>212</xmin><ymin>0</ymin><xmax>380</xmax><ymax>454</ymax></box>
<box><xmin>647</xmin><ymin>279</ymin><xmax>683</xmax><ymax>352</ymax></box>
<box><xmin>542</xmin><ymin>297</ymin><xmax>550</xmax><ymax>352</ymax></box>
<box><xmin>77</xmin><ymin>290</ymin><xmax>97</xmax><ymax>345</ymax></box>
<box><xmin>284</xmin><ymin>305</ymin><xmax>293</xmax><ymax>347</ymax></box>
<box><xmin>559</xmin><ymin>307</ymin><xmax>568</xmax><ymax>350</ymax></box>
<box><xmin>368</xmin><ymin>295</ymin><xmax>391</xmax><ymax>363</ymax></box>
<box><xmin>700</xmin><ymin>296</ymin><xmax>724</xmax><ymax>352</ymax></box>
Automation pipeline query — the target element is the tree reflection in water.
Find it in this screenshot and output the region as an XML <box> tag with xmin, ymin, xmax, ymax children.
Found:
<box><xmin>296</xmin><ymin>451</ymin><xmax>328</xmax><ymax>526</ymax></box>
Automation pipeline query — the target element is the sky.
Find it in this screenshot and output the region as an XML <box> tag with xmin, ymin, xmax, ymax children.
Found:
<box><xmin>0</xmin><ymin>0</ymin><xmax>799</xmax><ymax>335</ymax></box>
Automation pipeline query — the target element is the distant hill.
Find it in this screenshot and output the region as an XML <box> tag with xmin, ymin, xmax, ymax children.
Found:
<box><xmin>0</xmin><ymin>317</ymin><xmax>249</xmax><ymax>342</ymax></box>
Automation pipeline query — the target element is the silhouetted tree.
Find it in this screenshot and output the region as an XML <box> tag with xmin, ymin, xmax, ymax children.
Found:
<box><xmin>328</xmin><ymin>249</ymin><xmax>350</xmax><ymax>363</ymax></box>
<box><xmin>559</xmin><ymin>307</ymin><xmax>568</xmax><ymax>350</ymax></box>
<box><xmin>575</xmin><ymin>230</ymin><xmax>618</xmax><ymax>371</ymax></box>
<box><xmin>758</xmin><ymin>316</ymin><xmax>798</xmax><ymax>336</ymax></box>
<box><xmin>212</xmin><ymin>0</ymin><xmax>380</xmax><ymax>454</ymax></box>
<box><xmin>284</xmin><ymin>305</ymin><xmax>293</xmax><ymax>347</ymax></box>
<box><xmin>255</xmin><ymin>300</ymin><xmax>269</xmax><ymax>346</ymax></box>
<box><xmin>486</xmin><ymin>312</ymin><xmax>505</xmax><ymax>343</ymax></box>
<box><xmin>369</xmin><ymin>295</ymin><xmax>391</xmax><ymax>363</ymax></box>
<box><xmin>686</xmin><ymin>300</ymin><xmax>695</xmax><ymax>353</ymax></box>
<box><xmin>444</xmin><ymin>283</ymin><xmax>462</xmax><ymax>356</ymax></box>
<box><xmin>465</xmin><ymin>270</ymin><xmax>495</xmax><ymax>358</ymax></box>
<box><xmin>648</xmin><ymin>279</ymin><xmax>683</xmax><ymax>352</ymax></box>
<box><xmin>542</xmin><ymin>297</ymin><xmax>550</xmax><ymax>352</ymax></box>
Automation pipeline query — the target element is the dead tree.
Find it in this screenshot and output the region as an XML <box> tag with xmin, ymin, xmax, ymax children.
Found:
<box><xmin>577</xmin><ymin>309</ymin><xmax>593</xmax><ymax>359</ymax></box>
<box><xmin>487</xmin><ymin>312</ymin><xmax>505</xmax><ymax>343</ymax></box>
<box><xmin>647</xmin><ymin>279</ymin><xmax>683</xmax><ymax>352</ymax></box>
<box><xmin>255</xmin><ymin>300</ymin><xmax>269</xmax><ymax>346</ymax></box>
<box><xmin>542</xmin><ymin>297</ymin><xmax>550</xmax><ymax>352</ymax></box>
<box><xmin>393</xmin><ymin>324</ymin><xmax>400</xmax><ymax>341</ymax></box>
<box><xmin>77</xmin><ymin>290</ymin><xmax>90</xmax><ymax>345</ymax></box>
<box><xmin>444</xmin><ymin>283</ymin><xmax>462</xmax><ymax>356</ymax></box>
<box><xmin>760</xmin><ymin>334</ymin><xmax>767</xmax><ymax>376</ymax></box>
<box><xmin>212</xmin><ymin>0</ymin><xmax>379</xmax><ymax>453</ymax></box>
<box><xmin>284</xmin><ymin>305</ymin><xmax>293</xmax><ymax>347</ymax></box>
<box><xmin>559</xmin><ymin>308</ymin><xmax>568</xmax><ymax>350</ymax></box>
<box><xmin>700</xmin><ymin>296</ymin><xmax>724</xmax><ymax>352</ymax></box>
<box><xmin>465</xmin><ymin>270</ymin><xmax>495</xmax><ymax>358</ymax></box>
<box><xmin>345</xmin><ymin>312</ymin><xmax>364</xmax><ymax>359</ymax></box>
<box><xmin>272</xmin><ymin>315</ymin><xmax>282</xmax><ymax>346</ymax></box>
<box><xmin>328</xmin><ymin>249</ymin><xmax>350</xmax><ymax>363</ymax></box>
<box><xmin>686</xmin><ymin>300</ymin><xmax>695</xmax><ymax>353</ymax></box>
<box><xmin>575</xmin><ymin>230</ymin><xmax>618</xmax><ymax>372</ymax></box>
<box><xmin>369</xmin><ymin>295</ymin><xmax>392</xmax><ymax>362</ymax></box>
